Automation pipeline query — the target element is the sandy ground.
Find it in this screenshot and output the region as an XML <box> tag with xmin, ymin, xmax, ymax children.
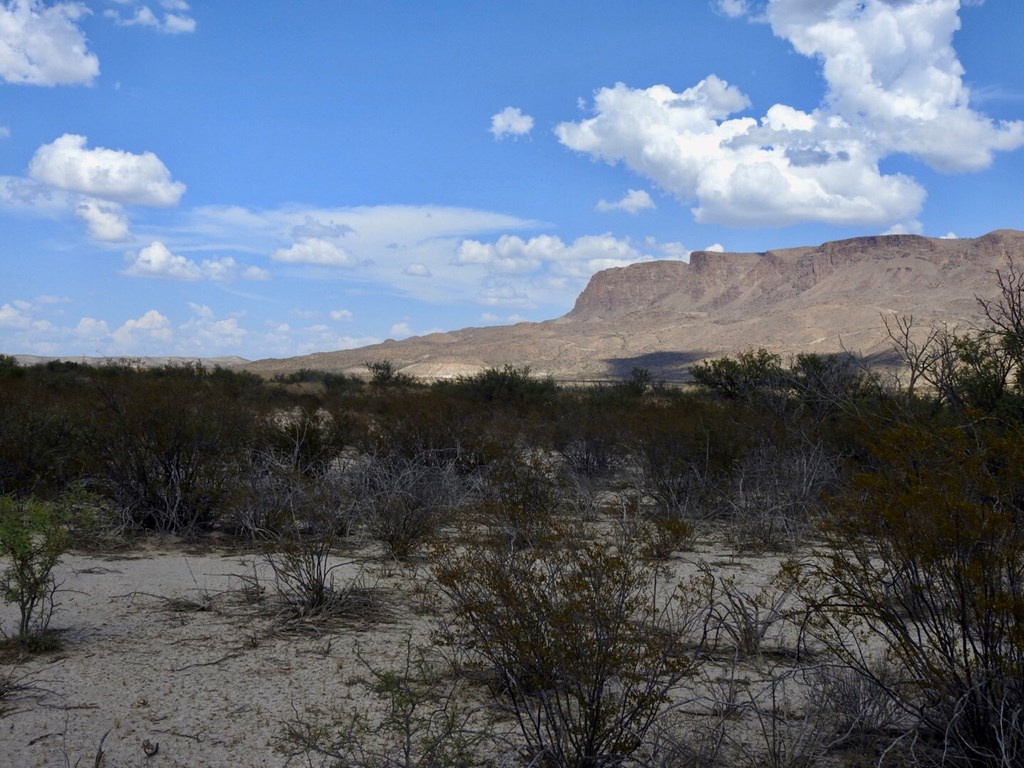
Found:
<box><xmin>0</xmin><ymin>538</ymin><xmax>794</xmax><ymax>768</ymax></box>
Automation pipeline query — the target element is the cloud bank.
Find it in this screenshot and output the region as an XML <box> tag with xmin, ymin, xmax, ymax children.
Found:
<box><xmin>0</xmin><ymin>0</ymin><xmax>99</xmax><ymax>86</ymax></box>
<box><xmin>557</xmin><ymin>0</ymin><xmax>1024</xmax><ymax>228</ymax></box>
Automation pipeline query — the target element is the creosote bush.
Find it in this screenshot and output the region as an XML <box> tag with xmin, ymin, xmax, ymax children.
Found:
<box><xmin>434</xmin><ymin>523</ymin><xmax>699</xmax><ymax>768</ymax></box>
<box><xmin>0</xmin><ymin>496</ymin><xmax>67</xmax><ymax>648</ymax></box>
<box><xmin>802</xmin><ymin>419</ymin><xmax>1024</xmax><ymax>766</ymax></box>
<box><xmin>278</xmin><ymin>634</ymin><xmax>498</xmax><ymax>767</ymax></box>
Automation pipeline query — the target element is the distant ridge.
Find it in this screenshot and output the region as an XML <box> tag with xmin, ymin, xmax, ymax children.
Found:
<box><xmin>238</xmin><ymin>230</ymin><xmax>1024</xmax><ymax>383</ymax></box>
<box><xmin>19</xmin><ymin>232</ymin><xmax>1020</xmax><ymax>383</ymax></box>
<box><xmin>12</xmin><ymin>355</ymin><xmax>251</xmax><ymax>369</ymax></box>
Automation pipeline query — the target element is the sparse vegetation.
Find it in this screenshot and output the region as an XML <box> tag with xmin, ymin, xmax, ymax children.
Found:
<box><xmin>3</xmin><ymin>263</ymin><xmax>1024</xmax><ymax>765</ymax></box>
<box><xmin>0</xmin><ymin>496</ymin><xmax>66</xmax><ymax>649</ymax></box>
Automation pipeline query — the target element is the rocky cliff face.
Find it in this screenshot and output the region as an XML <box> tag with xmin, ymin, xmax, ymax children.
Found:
<box><xmin>241</xmin><ymin>230</ymin><xmax>1024</xmax><ymax>382</ymax></box>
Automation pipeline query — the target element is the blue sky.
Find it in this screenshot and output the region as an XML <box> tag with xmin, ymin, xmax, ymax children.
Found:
<box><xmin>1</xmin><ymin>0</ymin><xmax>1022</xmax><ymax>360</ymax></box>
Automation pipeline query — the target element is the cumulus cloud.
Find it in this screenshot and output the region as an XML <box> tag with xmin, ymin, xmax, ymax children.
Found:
<box><xmin>124</xmin><ymin>241</ymin><xmax>264</xmax><ymax>281</ymax></box>
<box><xmin>242</xmin><ymin>265</ymin><xmax>270</xmax><ymax>281</ymax></box>
<box><xmin>490</xmin><ymin>106</ymin><xmax>534</xmax><ymax>139</ymax></box>
<box><xmin>596</xmin><ymin>189</ymin><xmax>655</xmax><ymax>214</ymax></box>
<box><xmin>0</xmin><ymin>0</ymin><xmax>100</xmax><ymax>86</ymax></box>
<box><xmin>389</xmin><ymin>322</ymin><xmax>411</xmax><ymax>337</ymax></box>
<box><xmin>766</xmin><ymin>0</ymin><xmax>1023</xmax><ymax>172</ymax></box>
<box><xmin>74</xmin><ymin>198</ymin><xmax>129</xmax><ymax>241</ymax></box>
<box><xmin>29</xmin><ymin>134</ymin><xmax>186</xmax><ymax>206</ymax></box>
<box><xmin>180</xmin><ymin>304</ymin><xmax>247</xmax><ymax>349</ymax></box>
<box><xmin>0</xmin><ymin>300</ymin><xmax>31</xmax><ymax>329</ymax></box>
<box><xmin>74</xmin><ymin>316</ymin><xmax>109</xmax><ymax>340</ymax></box>
<box><xmin>104</xmin><ymin>1</ymin><xmax>196</xmax><ymax>34</ymax></box>
<box><xmin>111</xmin><ymin>309</ymin><xmax>173</xmax><ymax>348</ymax></box>
<box><xmin>556</xmin><ymin>0</ymin><xmax>1024</xmax><ymax>228</ymax></box>
<box><xmin>124</xmin><ymin>241</ymin><xmax>201</xmax><ymax>280</ymax></box>
<box><xmin>329</xmin><ymin>309</ymin><xmax>353</xmax><ymax>321</ymax></box>
<box><xmin>403</xmin><ymin>263</ymin><xmax>432</xmax><ymax>277</ymax></box>
<box><xmin>272</xmin><ymin>237</ymin><xmax>358</xmax><ymax>267</ymax></box>
<box><xmin>456</xmin><ymin>233</ymin><xmax>653</xmax><ymax>282</ymax></box>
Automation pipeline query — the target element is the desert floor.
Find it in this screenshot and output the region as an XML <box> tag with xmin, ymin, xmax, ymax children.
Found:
<box><xmin>0</xmin><ymin>536</ymin><xmax>793</xmax><ymax>768</ymax></box>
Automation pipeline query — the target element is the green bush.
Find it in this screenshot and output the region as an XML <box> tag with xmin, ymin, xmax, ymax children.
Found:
<box><xmin>802</xmin><ymin>420</ymin><xmax>1024</xmax><ymax>766</ymax></box>
<box><xmin>435</xmin><ymin>525</ymin><xmax>697</xmax><ymax>768</ymax></box>
<box><xmin>0</xmin><ymin>496</ymin><xmax>67</xmax><ymax>647</ymax></box>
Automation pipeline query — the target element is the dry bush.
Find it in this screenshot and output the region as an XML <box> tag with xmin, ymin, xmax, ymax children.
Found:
<box><xmin>476</xmin><ymin>452</ymin><xmax>565</xmax><ymax>551</ymax></box>
<box><xmin>720</xmin><ymin>441</ymin><xmax>837</xmax><ymax>552</ymax></box>
<box><xmin>802</xmin><ymin>421</ymin><xmax>1024</xmax><ymax>766</ymax></box>
<box><xmin>695</xmin><ymin>561</ymin><xmax>794</xmax><ymax>659</ymax></box>
<box><xmin>278</xmin><ymin>634</ymin><xmax>502</xmax><ymax>767</ymax></box>
<box><xmin>261</xmin><ymin>512</ymin><xmax>377</xmax><ymax>624</ymax></box>
<box><xmin>434</xmin><ymin>523</ymin><xmax>700</xmax><ymax>768</ymax></box>
<box><xmin>354</xmin><ymin>450</ymin><xmax>469</xmax><ymax>560</ymax></box>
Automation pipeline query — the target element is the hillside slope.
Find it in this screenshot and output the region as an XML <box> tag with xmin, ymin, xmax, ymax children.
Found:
<box><xmin>241</xmin><ymin>229</ymin><xmax>1024</xmax><ymax>382</ymax></box>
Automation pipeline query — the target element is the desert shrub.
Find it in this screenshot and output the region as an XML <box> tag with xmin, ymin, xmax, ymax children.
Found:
<box><xmin>0</xmin><ymin>496</ymin><xmax>67</xmax><ymax>648</ymax></box>
<box><xmin>363</xmin><ymin>388</ymin><xmax>487</xmax><ymax>469</ymax></box>
<box><xmin>477</xmin><ymin>451</ymin><xmax>565</xmax><ymax>551</ymax></box>
<box><xmin>695</xmin><ymin>561</ymin><xmax>794</xmax><ymax>658</ymax></box>
<box><xmin>354</xmin><ymin>450</ymin><xmax>468</xmax><ymax>560</ymax></box>
<box><xmin>261</xmin><ymin>512</ymin><xmax>374</xmax><ymax>622</ymax></box>
<box><xmin>229</xmin><ymin>455</ymin><xmax>356</xmax><ymax>542</ymax></box>
<box><xmin>623</xmin><ymin>399</ymin><xmax>750</xmax><ymax>527</ymax></box>
<box><xmin>445</xmin><ymin>364</ymin><xmax>559</xmax><ymax>408</ymax></box>
<box><xmin>279</xmin><ymin>634</ymin><xmax>499</xmax><ymax>767</ymax></box>
<box><xmin>260</xmin><ymin>406</ymin><xmax>351</xmax><ymax>479</ymax></box>
<box><xmin>690</xmin><ymin>348</ymin><xmax>785</xmax><ymax>401</ymax></box>
<box><xmin>720</xmin><ymin>441</ymin><xmax>838</xmax><ymax>552</ymax></box>
<box><xmin>802</xmin><ymin>419</ymin><xmax>1024</xmax><ymax>766</ymax></box>
<box><xmin>366</xmin><ymin>359</ymin><xmax>418</xmax><ymax>388</ymax></box>
<box><xmin>786</xmin><ymin>352</ymin><xmax>879</xmax><ymax>420</ymax></box>
<box><xmin>0</xmin><ymin>385</ymin><xmax>91</xmax><ymax>499</ymax></box>
<box><xmin>91</xmin><ymin>374</ymin><xmax>258</xmax><ymax>532</ymax></box>
<box><xmin>434</xmin><ymin>525</ymin><xmax>698</xmax><ymax>768</ymax></box>
<box><xmin>807</xmin><ymin>662</ymin><xmax>909</xmax><ymax>751</ymax></box>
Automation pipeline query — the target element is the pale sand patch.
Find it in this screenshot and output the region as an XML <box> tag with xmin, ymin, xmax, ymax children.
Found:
<box><xmin>0</xmin><ymin>540</ymin><xmax>801</xmax><ymax>767</ymax></box>
<box><xmin>0</xmin><ymin>545</ymin><xmax>431</xmax><ymax>767</ymax></box>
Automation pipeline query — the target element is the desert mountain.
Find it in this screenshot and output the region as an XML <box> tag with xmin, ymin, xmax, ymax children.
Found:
<box><xmin>242</xmin><ymin>229</ymin><xmax>1024</xmax><ymax>383</ymax></box>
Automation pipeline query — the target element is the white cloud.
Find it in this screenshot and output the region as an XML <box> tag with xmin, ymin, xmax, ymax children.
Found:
<box><xmin>74</xmin><ymin>197</ymin><xmax>129</xmax><ymax>241</ymax></box>
<box><xmin>595</xmin><ymin>188</ymin><xmax>655</xmax><ymax>214</ymax></box>
<box><xmin>329</xmin><ymin>309</ymin><xmax>353</xmax><ymax>321</ymax></box>
<box><xmin>180</xmin><ymin>305</ymin><xmax>247</xmax><ymax>350</ymax></box>
<box><xmin>74</xmin><ymin>316</ymin><xmax>109</xmax><ymax>339</ymax></box>
<box><xmin>456</xmin><ymin>233</ymin><xmax>653</xmax><ymax>282</ymax></box>
<box><xmin>0</xmin><ymin>300</ymin><xmax>31</xmax><ymax>329</ymax></box>
<box><xmin>389</xmin><ymin>322</ymin><xmax>411</xmax><ymax>337</ymax></box>
<box><xmin>272</xmin><ymin>237</ymin><xmax>358</xmax><ymax>267</ymax></box>
<box><xmin>242</xmin><ymin>265</ymin><xmax>270</xmax><ymax>281</ymax></box>
<box><xmin>490</xmin><ymin>106</ymin><xmax>534</xmax><ymax>140</ymax></box>
<box><xmin>0</xmin><ymin>0</ymin><xmax>99</xmax><ymax>86</ymax></box>
<box><xmin>104</xmin><ymin>1</ymin><xmax>196</xmax><ymax>34</ymax></box>
<box><xmin>556</xmin><ymin>1</ymin><xmax>1024</xmax><ymax>228</ymax></box>
<box><xmin>0</xmin><ymin>125</ymin><xmax>9</xmax><ymax>138</ymax></box>
<box><xmin>125</xmin><ymin>241</ymin><xmax>202</xmax><ymax>280</ymax></box>
<box><xmin>713</xmin><ymin>0</ymin><xmax>750</xmax><ymax>18</ymax></box>
<box><xmin>403</xmin><ymin>263</ymin><xmax>432</xmax><ymax>277</ymax></box>
<box><xmin>28</xmin><ymin>134</ymin><xmax>186</xmax><ymax>206</ymax></box>
<box><xmin>557</xmin><ymin>77</ymin><xmax>924</xmax><ymax>227</ymax></box>
<box><xmin>766</xmin><ymin>0</ymin><xmax>1024</xmax><ymax>172</ymax></box>
<box><xmin>124</xmin><ymin>241</ymin><xmax>264</xmax><ymax>281</ymax></box>
<box><xmin>111</xmin><ymin>309</ymin><xmax>173</xmax><ymax>348</ymax></box>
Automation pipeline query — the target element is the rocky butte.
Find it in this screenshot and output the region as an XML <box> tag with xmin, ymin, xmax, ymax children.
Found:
<box><xmin>243</xmin><ymin>229</ymin><xmax>1024</xmax><ymax>383</ymax></box>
